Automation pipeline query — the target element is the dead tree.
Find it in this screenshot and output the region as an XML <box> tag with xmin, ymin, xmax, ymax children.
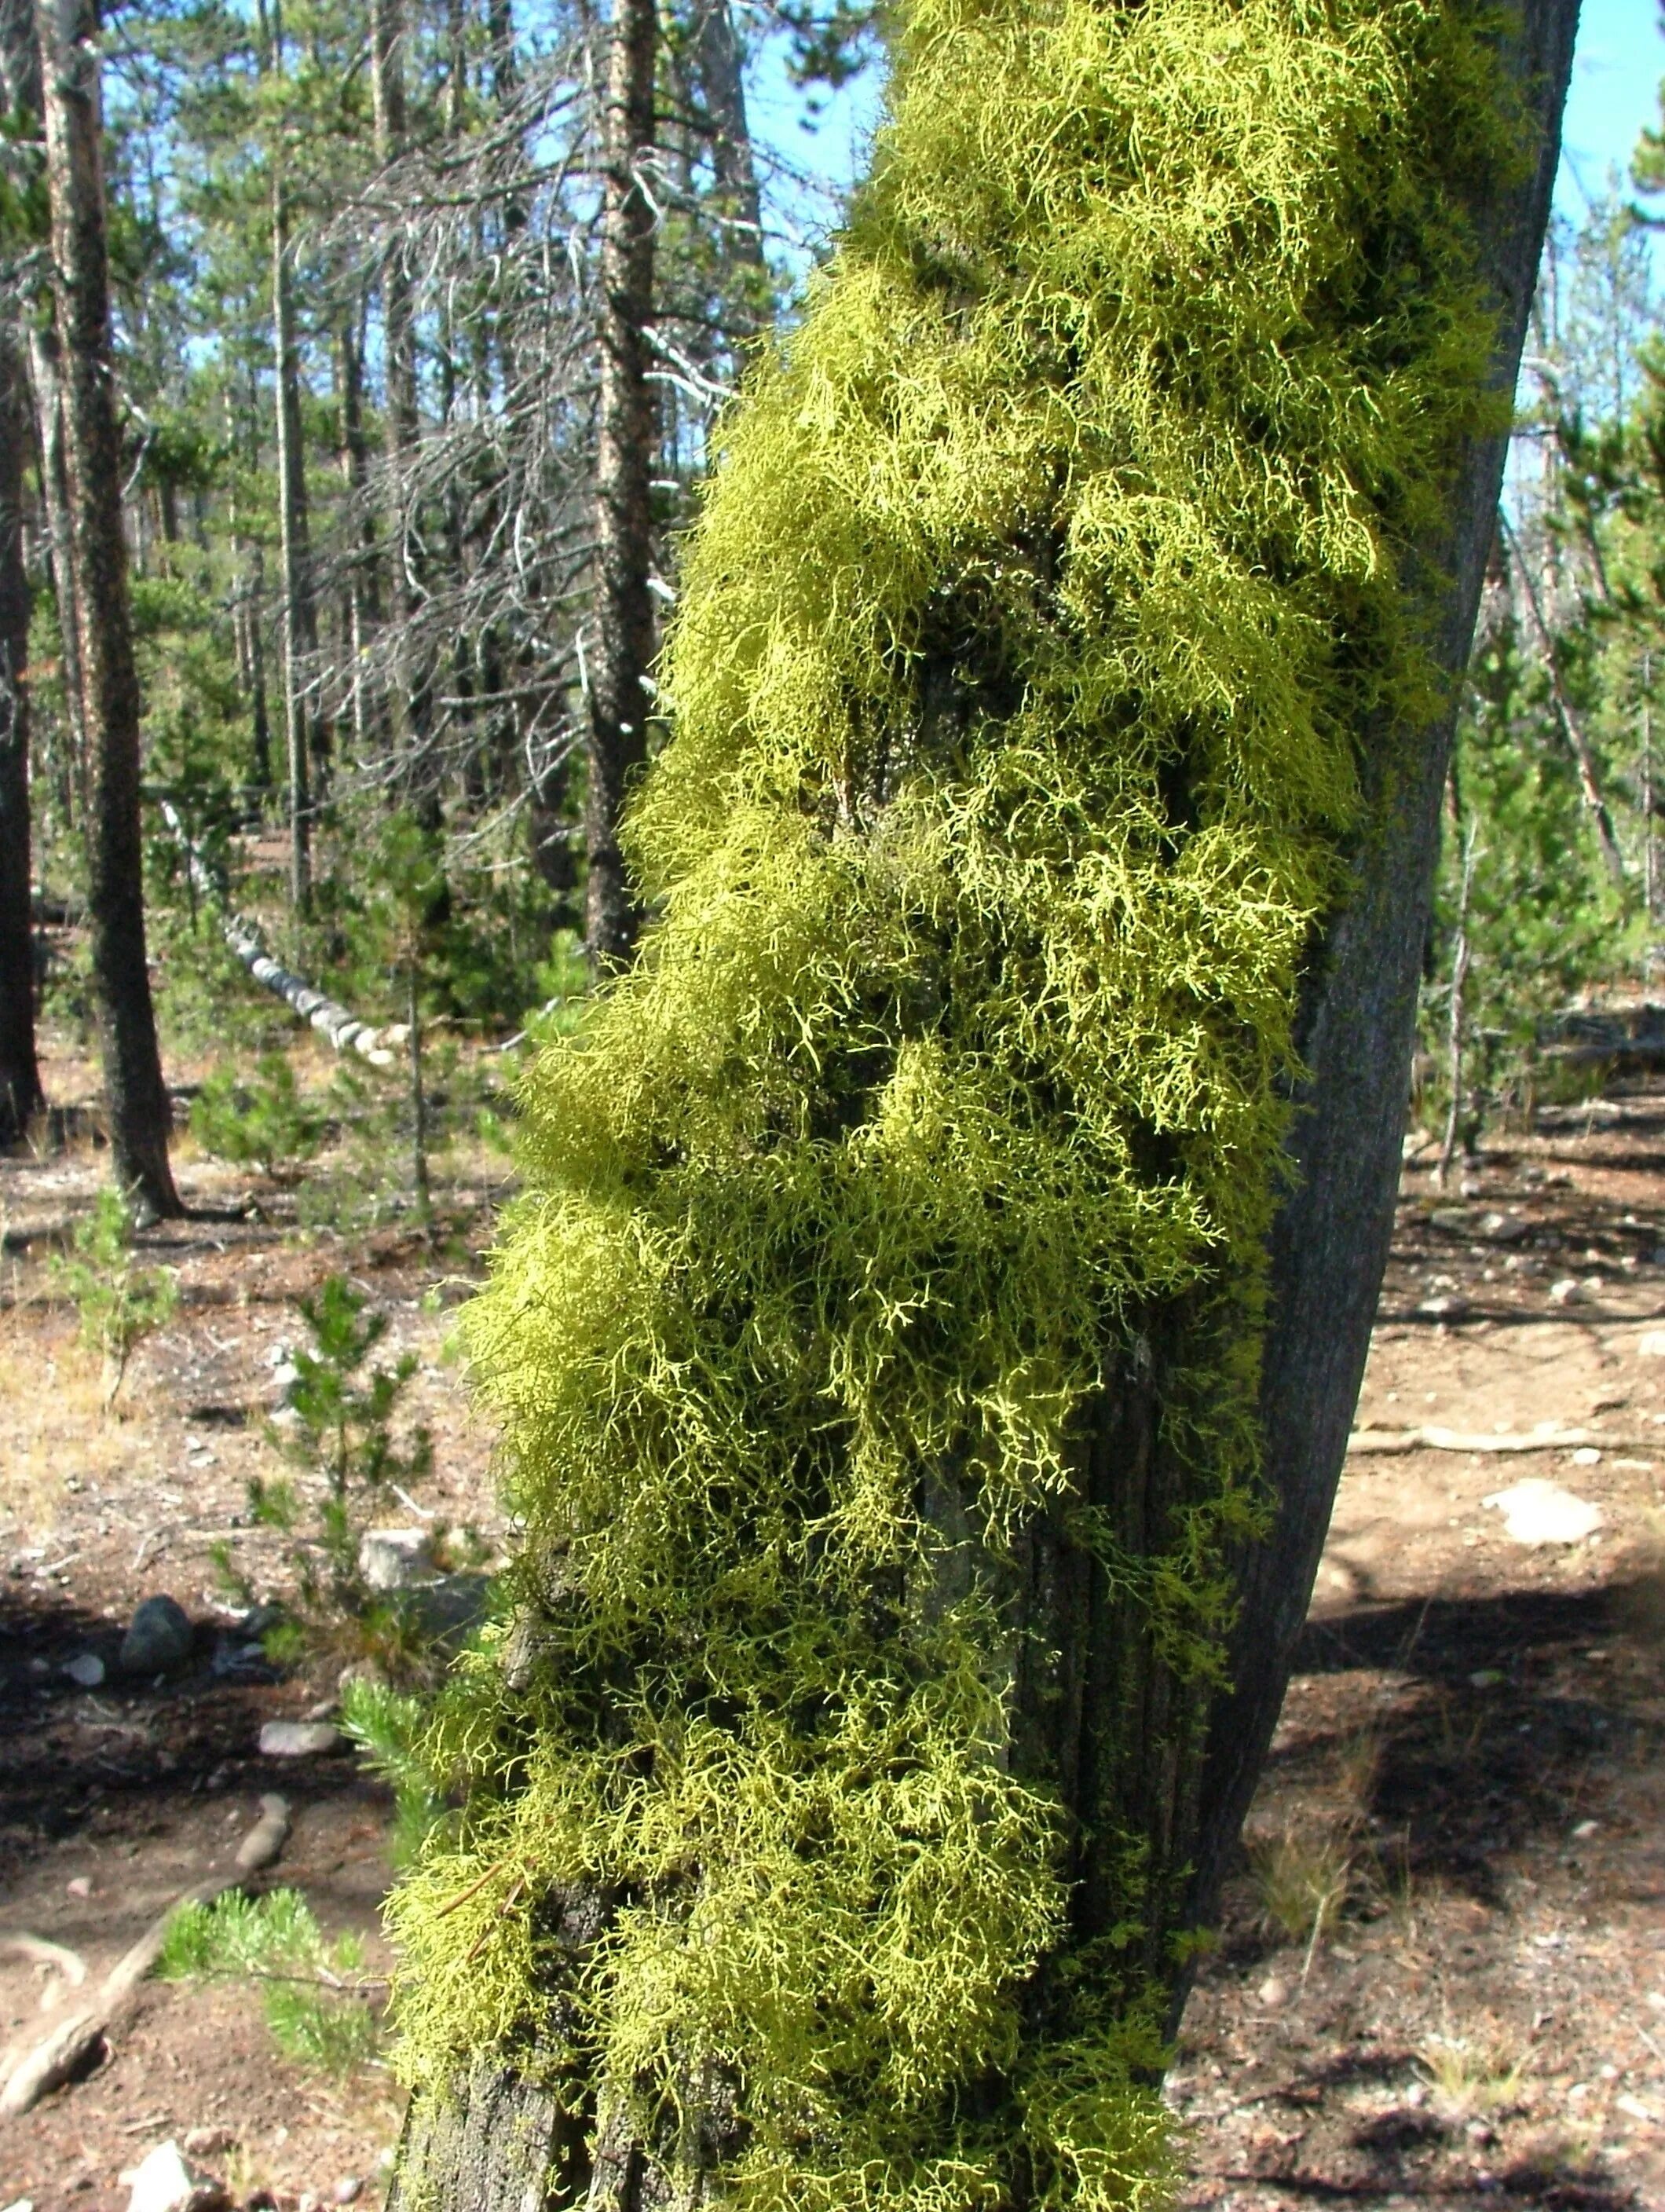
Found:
<box><xmin>35</xmin><ymin>0</ymin><xmax>181</xmax><ymax>1216</ymax></box>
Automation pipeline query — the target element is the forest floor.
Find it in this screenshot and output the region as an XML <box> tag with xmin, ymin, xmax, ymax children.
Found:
<box><xmin>2</xmin><ymin>1020</ymin><xmax>1664</xmax><ymax>2212</ymax></box>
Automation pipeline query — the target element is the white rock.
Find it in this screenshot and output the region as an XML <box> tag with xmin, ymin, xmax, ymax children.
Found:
<box><xmin>1638</xmin><ymin>1330</ymin><xmax>1665</xmax><ymax>1357</ymax></box>
<box><xmin>1549</xmin><ymin>1277</ymin><xmax>1587</xmax><ymax>1307</ymax></box>
<box><xmin>63</xmin><ymin>1653</ymin><xmax>104</xmax><ymax>1687</ymax></box>
<box><xmin>2</xmin><ymin>2198</ymin><xmax>34</xmax><ymax>2212</ymax></box>
<box><xmin>1256</xmin><ymin>1976</ymin><xmax>1288</xmax><ymax>2008</ymax></box>
<box><xmin>1570</xmin><ymin>1446</ymin><xmax>1601</xmax><ymax>1467</ymax></box>
<box><xmin>258</xmin><ymin>1719</ymin><xmax>343</xmax><ymax>1758</ymax></box>
<box><xmin>119</xmin><ymin>2141</ymin><xmax>222</xmax><ymax>2212</ymax></box>
<box><xmin>359</xmin><ymin>1526</ymin><xmax>436</xmax><ymax>1591</ymax></box>
<box><xmin>1481</xmin><ymin>1479</ymin><xmax>1604</xmax><ymax>1546</ymax></box>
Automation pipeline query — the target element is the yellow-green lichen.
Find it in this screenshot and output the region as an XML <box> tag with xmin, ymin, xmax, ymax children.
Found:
<box><xmin>385</xmin><ymin>0</ymin><xmax>1515</xmax><ymax>2203</ymax></box>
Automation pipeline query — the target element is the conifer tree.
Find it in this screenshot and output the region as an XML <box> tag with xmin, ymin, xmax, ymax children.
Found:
<box><xmin>382</xmin><ymin>0</ymin><xmax>1576</xmax><ymax>2204</ymax></box>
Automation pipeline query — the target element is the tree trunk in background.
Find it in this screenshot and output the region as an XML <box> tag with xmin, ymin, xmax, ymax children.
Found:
<box><xmin>584</xmin><ymin>0</ymin><xmax>658</xmax><ymax>969</ymax></box>
<box><xmin>0</xmin><ymin>321</ymin><xmax>44</xmax><ymax>1146</ymax></box>
<box><xmin>36</xmin><ymin>0</ymin><xmax>181</xmax><ymax>1218</ymax></box>
<box><xmin>691</xmin><ymin>0</ymin><xmax>762</xmax><ymax>280</ymax></box>
<box><xmin>27</xmin><ymin>331</ymin><xmax>90</xmax><ymax>814</ymax></box>
<box><xmin>389</xmin><ymin>0</ymin><xmax>1577</xmax><ymax>2199</ymax></box>
<box><xmin>371</xmin><ymin>0</ymin><xmax>430</xmax><ymax>796</ymax></box>
<box><xmin>273</xmin><ymin>159</ymin><xmax>317</xmax><ymax>913</ymax></box>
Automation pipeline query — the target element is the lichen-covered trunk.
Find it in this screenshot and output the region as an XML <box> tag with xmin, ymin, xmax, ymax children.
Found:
<box><xmin>37</xmin><ymin>0</ymin><xmax>181</xmax><ymax>1219</ymax></box>
<box><xmin>584</xmin><ymin>0</ymin><xmax>659</xmax><ymax>969</ymax></box>
<box><xmin>0</xmin><ymin>319</ymin><xmax>44</xmax><ymax>1147</ymax></box>
<box><xmin>387</xmin><ymin>2</ymin><xmax>1578</xmax><ymax>2204</ymax></box>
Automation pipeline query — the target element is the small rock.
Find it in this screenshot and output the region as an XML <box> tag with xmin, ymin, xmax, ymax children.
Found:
<box><xmin>1468</xmin><ymin>1669</ymin><xmax>1503</xmax><ymax>1690</ymax></box>
<box><xmin>1639</xmin><ymin>1329</ymin><xmax>1665</xmax><ymax>1357</ymax></box>
<box><xmin>119</xmin><ymin>1595</ymin><xmax>194</xmax><ymax>1676</ymax></box>
<box><xmin>1256</xmin><ymin>1976</ymin><xmax>1288</xmax><ymax>2008</ymax></box>
<box><xmin>359</xmin><ymin>1527</ymin><xmax>435</xmax><ymax>1591</ymax></box>
<box><xmin>2</xmin><ymin>2199</ymin><xmax>34</xmax><ymax>2212</ymax></box>
<box><xmin>1548</xmin><ymin>1277</ymin><xmax>1586</xmax><ymax>1307</ymax></box>
<box><xmin>66</xmin><ymin>1875</ymin><xmax>92</xmax><ymax>1899</ymax></box>
<box><xmin>181</xmin><ymin>2130</ymin><xmax>232</xmax><ymax>2159</ymax></box>
<box><xmin>1572</xmin><ymin>1818</ymin><xmax>1599</xmax><ymax>1840</ymax></box>
<box><xmin>258</xmin><ymin>1719</ymin><xmax>343</xmax><ymax>1758</ymax></box>
<box><xmin>1404</xmin><ymin>2082</ymin><xmax>1428</xmax><ymax>2109</ymax></box>
<box><xmin>1419</xmin><ymin>1294</ymin><xmax>1468</xmax><ymax>1319</ymax></box>
<box><xmin>63</xmin><ymin>1653</ymin><xmax>104</xmax><ymax>1688</ymax></box>
<box><xmin>1571</xmin><ymin>1446</ymin><xmax>1602</xmax><ymax>1467</ymax></box>
<box><xmin>332</xmin><ymin>2180</ymin><xmax>364</xmax><ymax>2206</ymax></box>
<box><xmin>118</xmin><ymin>2141</ymin><xmax>225</xmax><ymax>2212</ymax></box>
<box><xmin>1481</xmin><ymin>1479</ymin><xmax>1604</xmax><ymax>1546</ymax></box>
<box><xmin>1477</xmin><ymin>1210</ymin><xmax>1530</xmax><ymax>1244</ymax></box>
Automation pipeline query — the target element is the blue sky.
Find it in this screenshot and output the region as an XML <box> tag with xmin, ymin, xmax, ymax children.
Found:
<box><xmin>1559</xmin><ymin>0</ymin><xmax>1665</xmax><ymax>211</ymax></box>
<box><xmin>753</xmin><ymin>0</ymin><xmax>1665</xmax><ymax>261</ymax></box>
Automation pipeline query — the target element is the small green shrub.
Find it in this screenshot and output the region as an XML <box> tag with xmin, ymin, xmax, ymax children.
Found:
<box><xmin>49</xmin><ymin>1189</ymin><xmax>179</xmax><ymax>1406</ymax></box>
<box><xmin>159</xmin><ymin>1887</ymin><xmax>382</xmax><ymax>2074</ymax></box>
<box><xmin>191</xmin><ymin>1053</ymin><xmax>325</xmax><ymax>1180</ymax></box>
<box><xmin>341</xmin><ymin>1676</ymin><xmax>447</xmax><ymax>1865</ymax></box>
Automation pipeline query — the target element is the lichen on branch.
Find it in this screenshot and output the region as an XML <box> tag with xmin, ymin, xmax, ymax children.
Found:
<box><xmin>385</xmin><ymin>1</ymin><xmax>1517</xmax><ymax>2203</ymax></box>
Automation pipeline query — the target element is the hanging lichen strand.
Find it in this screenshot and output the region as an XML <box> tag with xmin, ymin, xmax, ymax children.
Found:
<box><xmin>388</xmin><ymin>0</ymin><xmax>1512</xmax><ymax>2203</ymax></box>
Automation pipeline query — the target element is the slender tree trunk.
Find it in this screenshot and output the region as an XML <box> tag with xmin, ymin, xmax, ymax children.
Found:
<box><xmin>273</xmin><ymin>158</ymin><xmax>317</xmax><ymax>912</ymax></box>
<box><xmin>27</xmin><ymin>326</ymin><xmax>89</xmax><ymax>815</ymax></box>
<box><xmin>0</xmin><ymin>320</ymin><xmax>44</xmax><ymax>1146</ymax></box>
<box><xmin>584</xmin><ymin>0</ymin><xmax>658</xmax><ymax>969</ymax></box>
<box><xmin>692</xmin><ymin>0</ymin><xmax>761</xmax><ymax>276</ymax></box>
<box><xmin>35</xmin><ymin>0</ymin><xmax>180</xmax><ymax>1218</ymax></box>
<box><xmin>371</xmin><ymin>0</ymin><xmax>430</xmax><ymax>798</ymax></box>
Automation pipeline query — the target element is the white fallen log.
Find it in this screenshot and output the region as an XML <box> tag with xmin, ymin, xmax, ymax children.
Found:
<box><xmin>158</xmin><ymin>801</ymin><xmax>401</xmax><ymax>1067</ymax></box>
<box><xmin>1348</xmin><ymin>1423</ymin><xmax>1658</xmax><ymax>1456</ymax></box>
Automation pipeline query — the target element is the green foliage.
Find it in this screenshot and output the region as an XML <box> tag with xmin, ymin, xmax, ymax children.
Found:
<box><xmin>49</xmin><ymin>1191</ymin><xmax>179</xmax><ymax>1404</ymax></box>
<box><xmin>159</xmin><ymin>1888</ymin><xmax>382</xmax><ymax>2074</ymax></box>
<box><xmin>518</xmin><ymin>928</ymin><xmax>593</xmax><ymax>1050</ymax></box>
<box><xmin>383</xmin><ymin>0</ymin><xmax>1516</xmax><ymax>2201</ymax></box>
<box><xmin>261</xmin><ymin>1273</ymin><xmax>433</xmax><ymax>1622</ymax></box>
<box><xmin>341</xmin><ymin>1676</ymin><xmax>448</xmax><ymax>1865</ymax></box>
<box><xmin>192</xmin><ymin>1053</ymin><xmax>326</xmax><ymax>1179</ymax></box>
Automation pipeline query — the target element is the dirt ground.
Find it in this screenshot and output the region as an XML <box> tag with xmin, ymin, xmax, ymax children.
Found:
<box><xmin>3</xmin><ymin>1038</ymin><xmax>1664</xmax><ymax>2211</ymax></box>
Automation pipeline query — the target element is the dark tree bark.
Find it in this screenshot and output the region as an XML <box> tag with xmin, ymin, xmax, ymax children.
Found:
<box><xmin>273</xmin><ymin>157</ymin><xmax>318</xmax><ymax>911</ymax></box>
<box><xmin>584</xmin><ymin>0</ymin><xmax>659</xmax><ymax>969</ymax></box>
<box><xmin>35</xmin><ymin>0</ymin><xmax>181</xmax><ymax>1218</ymax></box>
<box><xmin>0</xmin><ymin>320</ymin><xmax>45</xmax><ymax>1146</ymax></box>
<box><xmin>390</xmin><ymin>1</ymin><xmax>1578</xmax><ymax>2200</ymax></box>
<box><xmin>370</xmin><ymin>0</ymin><xmax>434</xmax><ymax>802</ymax></box>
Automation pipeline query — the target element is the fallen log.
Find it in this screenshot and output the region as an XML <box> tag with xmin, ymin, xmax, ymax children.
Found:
<box><xmin>1347</xmin><ymin>1424</ymin><xmax>1660</xmax><ymax>1456</ymax></box>
<box><xmin>158</xmin><ymin>800</ymin><xmax>403</xmax><ymax>1067</ymax></box>
<box><xmin>0</xmin><ymin>1794</ymin><xmax>291</xmax><ymax>2117</ymax></box>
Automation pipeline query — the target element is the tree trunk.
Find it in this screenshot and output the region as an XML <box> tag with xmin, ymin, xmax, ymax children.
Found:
<box><xmin>26</xmin><ymin>327</ymin><xmax>90</xmax><ymax>817</ymax></box>
<box><xmin>691</xmin><ymin>0</ymin><xmax>761</xmax><ymax>278</ymax></box>
<box><xmin>371</xmin><ymin>0</ymin><xmax>431</xmax><ymax>797</ymax></box>
<box><xmin>273</xmin><ymin>152</ymin><xmax>317</xmax><ymax>913</ymax></box>
<box><xmin>0</xmin><ymin>320</ymin><xmax>44</xmax><ymax>1146</ymax></box>
<box><xmin>584</xmin><ymin>0</ymin><xmax>658</xmax><ymax>969</ymax></box>
<box><xmin>390</xmin><ymin>0</ymin><xmax>1578</xmax><ymax>2199</ymax></box>
<box><xmin>36</xmin><ymin>0</ymin><xmax>181</xmax><ymax>1218</ymax></box>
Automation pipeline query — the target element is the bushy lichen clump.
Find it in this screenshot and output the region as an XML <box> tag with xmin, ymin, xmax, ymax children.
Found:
<box><xmin>387</xmin><ymin>0</ymin><xmax>1511</xmax><ymax>2202</ymax></box>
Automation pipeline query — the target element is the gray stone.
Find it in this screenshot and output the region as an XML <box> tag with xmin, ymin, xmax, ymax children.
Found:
<box><xmin>258</xmin><ymin>1719</ymin><xmax>343</xmax><ymax>1758</ymax></box>
<box><xmin>63</xmin><ymin>1652</ymin><xmax>104</xmax><ymax>1688</ymax></box>
<box><xmin>119</xmin><ymin>1595</ymin><xmax>194</xmax><ymax>1676</ymax></box>
<box><xmin>358</xmin><ymin>1526</ymin><xmax>434</xmax><ymax>1591</ymax></box>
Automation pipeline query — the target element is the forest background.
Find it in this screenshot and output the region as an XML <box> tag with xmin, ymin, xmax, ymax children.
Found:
<box><xmin>2</xmin><ymin>0</ymin><xmax>1665</xmax><ymax>1183</ymax></box>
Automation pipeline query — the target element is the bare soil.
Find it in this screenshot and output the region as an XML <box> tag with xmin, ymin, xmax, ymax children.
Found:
<box><xmin>2</xmin><ymin>1049</ymin><xmax>1663</xmax><ymax>2212</ymax></box>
